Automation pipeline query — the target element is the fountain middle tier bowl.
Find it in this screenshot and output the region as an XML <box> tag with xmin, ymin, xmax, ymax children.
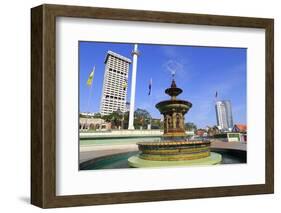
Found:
<box><xmin>137</xmin><ymin>140</ymin><xmax>211</xmax><ymax>161</ymax></box>
<box><xmin>155</xmin><ymin>100</ymin><xmax>192</xmax><ymax>114</ymax></box>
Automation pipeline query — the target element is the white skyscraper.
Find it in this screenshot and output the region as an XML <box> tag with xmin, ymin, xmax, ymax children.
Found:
<box><xmin>215</xmin><ymin>100</ymin><xmax>233</xmax><ymax>130</ymax></box>
<box><xmin>100</xmin><ymin>51</ymin><xmax>131</xmax><ymax>116</ymax></box>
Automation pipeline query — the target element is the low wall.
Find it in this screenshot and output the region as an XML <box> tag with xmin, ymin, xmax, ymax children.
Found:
<box><xmin>211</xmin><ymin>140</ymin><xmax>247</xmax><ymax>151</ymax></box>
<box><xmin>80</xmin><ymin>130</ymin><xmax>197</xmax><ymax>139</ymax></box>
<box><xmin>80</xmin><ymin>129</ymin><xmax>163</xmax><ymax>139</ymax></box>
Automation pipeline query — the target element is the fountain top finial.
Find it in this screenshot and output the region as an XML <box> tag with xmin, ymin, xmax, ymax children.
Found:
<box><xmin>171</xmin><ymin>79</ymin><xmax>177</xmax><ymax>88</ymax></box>
<box><xmin>165</xmin><ymin>79</ymin><xmax>182</xmax><ymax>99</ymax></box>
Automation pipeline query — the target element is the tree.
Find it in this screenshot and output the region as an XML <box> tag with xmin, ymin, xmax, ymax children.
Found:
<box><xmin>102</xmin><ymin>111</ymin><xmax>123</xmax><ymax>129</ymax></box>
<box><xmin>133</xmin><ymin>108</ymin><xmax>152</xmax><ymax>129</ymax></box>
<box><xmin>79</xmin><ymin>113</ymin><xmax>88</xmax><ymax>118</ymax></box>
<box><xmin>151</xmin><ymin>118</ymin><xmax>163</xmax><ymax>129</ymax></box>
<box><xmin>122</xmin><ymin>111</ymin><xmax>130</xmax><ymax>129</ymax></box>
<box><xmin>207</xmin><ymin>125</ymin><xmax>220</xmax><ymax>137</ymax></box>
<box><xmin>111</xmin><ymin>108</ymin><xmax>152</xmax><ymax>129</ymax></box>
<box><xmin>185</xmin><ymin>122</ymin><xmax>197</xmax><ymax>131</ymax></box>
<box><xmin>92</xmin><ymin>113</ymin><xmax>101</xmax><ymax>118</ymax></box>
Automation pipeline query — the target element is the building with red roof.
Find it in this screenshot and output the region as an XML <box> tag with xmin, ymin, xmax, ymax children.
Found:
<box><xmin>232</xmin><ymin>124</ymin><xmax>247</xmax><ymax>133</ymax></box>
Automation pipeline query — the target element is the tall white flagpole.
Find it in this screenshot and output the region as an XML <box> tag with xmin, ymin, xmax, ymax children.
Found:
<box><xmin>128</xmin><ymin>44</ymin><xmax>139</xmax><ymax>130</ymax></box>
<box><xmin>85</xmin><ymin>66</ymin><xmax>95</xmax><ymax>130</ymax></box>
<box><xmin>86</xmin><ymin>66</ymin><xmax>95</xmax><ymax>113</ymax></box>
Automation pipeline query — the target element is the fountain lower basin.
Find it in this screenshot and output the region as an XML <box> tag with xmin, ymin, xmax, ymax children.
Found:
<box><xmin>137</xmin><ymin>140</ymin><xmax>211</xmax><ymax>161</ymax></box>
<box><xmin>128</xmin><ymin>140</ymin><xmax>222</xmax><ymax>168</ymax></box>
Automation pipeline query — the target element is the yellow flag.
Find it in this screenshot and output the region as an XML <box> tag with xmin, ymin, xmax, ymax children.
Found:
<box><xmin>87</xmin><ymin>66</ymin><xmax>95</xmax><ymax>86</ymax></box>
<box><xmin>122</xmin><ymin>79</ymin><xmax>127</xmax><ymax>90</ymax></box>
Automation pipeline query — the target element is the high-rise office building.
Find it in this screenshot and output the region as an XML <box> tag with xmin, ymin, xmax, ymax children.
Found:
<box><xmin>215</xmin><ymin>100</ymin><xmax>233</xmax><ymax>130</ymax></box>
<box><xmin>100</xmin><ymin>51</ymin><xmax>132</xmax><ymax>116</ymax></box>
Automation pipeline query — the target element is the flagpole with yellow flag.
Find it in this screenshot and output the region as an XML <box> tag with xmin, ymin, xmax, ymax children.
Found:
<box><xmin>86</xmin><ymin>66</ymin><xmax>95</xmax><ymax>115</ymax></box>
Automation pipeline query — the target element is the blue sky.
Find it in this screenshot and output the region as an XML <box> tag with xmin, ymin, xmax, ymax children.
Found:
<box><xmin>79</xmin><ymin>41</ymin><xmax>246</xmax><ymax>128</ymax></box>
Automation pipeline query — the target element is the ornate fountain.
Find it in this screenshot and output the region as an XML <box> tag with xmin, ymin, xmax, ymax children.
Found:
<box><xmin>128</xmin><ymin>78</ymin><xmax>222</xmax><ymax>168</ymax></box>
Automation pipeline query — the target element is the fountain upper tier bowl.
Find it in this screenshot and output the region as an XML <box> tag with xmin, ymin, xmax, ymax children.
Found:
<box><xmin>155</xmin><ymin>100</ymin><xmax>192</xmax><ymax>115</ymax></box>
